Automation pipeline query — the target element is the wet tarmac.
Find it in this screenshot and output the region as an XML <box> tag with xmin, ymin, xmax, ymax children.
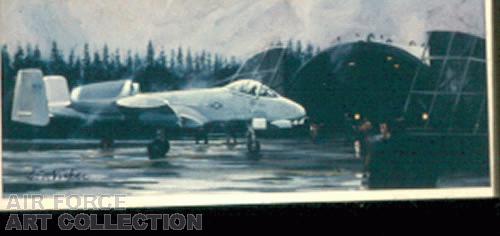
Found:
<box><xmin>2</xmin><ymin>138</ymin><xmax>490</xmax><ymax>195</ymax></box>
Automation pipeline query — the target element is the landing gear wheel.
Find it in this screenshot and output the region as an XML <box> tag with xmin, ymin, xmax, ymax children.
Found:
<box><xmin>100</xmin><ymin>137</ymin><xmax>114</xmax><ymax>150</ymax></box>
<box><xmin>246</xmin><ymin>124</ymin><xmax>261</xmax><ymax>154</ymax></box>
<box><xmin>147</xmin><ymin>139</ymin><xmax>170</xmax><ymax>159</ymax></box>
<box><xmin>247</xmin><ymin>141</ymin><xmax>260</xmax><ymax>154</ymax></box>
<box><xmin>247</xmin><ymin>136</ymin><xmax>261</xmax><ymax>154</ymax></box>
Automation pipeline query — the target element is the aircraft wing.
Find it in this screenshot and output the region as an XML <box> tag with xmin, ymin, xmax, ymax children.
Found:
<box><xmin>49</xmin><ymin>106</ymin><xmax>87</xmax><ymax>120</ymax></box>
<box><xmin>168</xmin><ymin>105</ymin><xmax>208</xmax><ymax>129</ymax></box>
<box><xmin>116</xmin><ymin>95</ymin><xmax>207</xmax><ymax>128</ymax></box>
<box><xmin>116</xmin><ymin>95</ymin><xmax>180</xmax><ymax>127</ymax></box>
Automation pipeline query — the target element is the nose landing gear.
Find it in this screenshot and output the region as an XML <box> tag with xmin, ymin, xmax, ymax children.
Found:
<box><xmin>147</xmin><ymin>128</ymin><xmax>170</xmax><ymax>159</ymax></box>
<box><xmin>100</xmin><ymin>137</ymin><xmax>114</xmax><ymax>150</ymax></box>
<box><xmin>246</xmin><ymin>126</ymin><xmax>260</xmax><ymax>154</ymax></box>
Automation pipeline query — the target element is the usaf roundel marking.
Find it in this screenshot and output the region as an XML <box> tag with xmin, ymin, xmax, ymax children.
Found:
<box><xmin>209</xmin><ymin>101</ymin><xmax>223</xmax><ymax>110</ymax></box>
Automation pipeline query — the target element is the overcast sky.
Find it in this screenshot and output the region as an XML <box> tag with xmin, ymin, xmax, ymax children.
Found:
<box><xmin>0</xmin><ymin>0</ymin><xmax>486</xmax><ymax>59</ymax></box>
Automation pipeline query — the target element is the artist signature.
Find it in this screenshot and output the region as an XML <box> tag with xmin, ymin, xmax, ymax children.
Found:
<box><xmin>28</xmin><ymin>168</ymin><xmax>89</xmax><ymax>182</ymax></box>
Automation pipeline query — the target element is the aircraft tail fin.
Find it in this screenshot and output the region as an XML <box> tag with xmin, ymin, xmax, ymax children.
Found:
<box><xmin>11</xmin><ymin>70</ymin><xmax>71</xmax><ymax>126</ymax></box>
<box><xmin>43</xmin><ymin>75</ymin><xmax>71</xmax><ymax>107</ymax></box>
<box><xmin>11</xmin><ymin>69</ymin><xmax>50</xmax><ymax>126</ymax></box>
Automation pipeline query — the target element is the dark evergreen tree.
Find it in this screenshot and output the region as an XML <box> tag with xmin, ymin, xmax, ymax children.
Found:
<box><xmin>113</xmin><ymin>48</ymin><xmax>124</xmax><ymax>79</ymax></box>
<box><xmin>1</xmin><ymin>45</ymin><xmax>15</xmax><ymax>134</ymax></box>
<box><xmin>200</xmin><ymin>50</ymin><xmax>207</xmax><ymax>71</ymax></box>
<box><xmin>25</xmin><ymin>43</ymin><xmax>34</xmax><ymax>67</ymax></box>
<box><xmin>206</xmin><ymin>52</ymin><xmax>212</xmax><ymax>72</ymax></box>
<box><xmin>211</xmin><ymin>59</ymin><xmax>240</xmax><ymax>84</ymax></box>
<box><xmin>13</xmin><ymin>45</ymin><xmax>26</xmax><ymax>72</ymax></box>
<box><xmin>296</xmin><ymin>40</ymin><xmax>303</xmax><ymax>56</ymax></box>
<box><xmin>82</xmin><ymin>43</ymin><xmax>91</xmax><ymax>82</ymax></box>
<box><xmin>125</xmin><ymin>50</ymin><xmax>133</xmax><ymax>75</ymax></box>
<box><xmin>103</xmin><ymin>44</ymin><xmax>110</xmax><ymax>68</ymax></box>
<box><xmin>33</xmin><ymin>45</ymin><xmax>43</xmax><ymax>69</ymax></box>
<box><xmin>286</xmin><ymin>39</ymin><xmax>293</xmax><ymax>51</ymax></box>
<box><xmin>176</xmin><ymin>46</ymin><xmax>184</xmax><ymax>72</ymax></box>
<box><xmin>66</xmin><ymin>49</ymin><xmax>76</xmax><ymax>85</ymax></box>
<box><xmin>221</xmin><ymin>57</ymin><xmax>228</xmax><ymax>68</ymax></box>
<box><xmin>315</xmin><ymin>46</ymin><xmax>321</xmax><ymax>56</ymax></box>
<box><xmin>2</xmin><ymin>46</ymin><xmax>13</xmax><ymax>78</ymax></box>
<box><xmin>169</xmin><ymin>49</ymin><xmax>176</xmax><ymax>69</ymax></box>
<box><xmin>305</xmin><ymin>42</ymin><xmax>315</xmax><ymax>61</ymax></box>
<box><xmin>101</xmin><ymin>44</ymin><xmax>112</xmax><ymax>80</ymax></box>
<box><xmin>186</xmin><ymin>48</ymin><xmax>193</xmax><ymax>73</ymax></box>
<box><xmin>158</xmin><ymin>48</ymin><xmax>166</xmax><ymax>68</ymax></box>
<box><xmin>213</xmin><ymin>54</ymin><xmax>222</xmax><ymax>73</ymax></box>
<box><xmin>92</xmin><ymin>51</ymin><xmax>108</xmax><ymax>82</ymax></box>
<box><xmin>68</xmin><ymin>49</ymin><xmax>76</xmax><ymax>68</ymax></box>
<box><xmin>134</xmin><ymin>52</ymin><xmax>142</xmax><ymax>70</ymax></box>
<box><xmin>230</xmin><ymin>56</ymin><xmax>238</xmax><ymax>67</ymax></box>
<box><xmin>73</xmin><ymin>57</ymin><xmax>83</xmax><ymax>86</ymax></box>
<box><xmin>146</xmin><ymin>40</ymin><xmax>155</xmax><ymax>67</ymax></box>
<box><xmin>49</xmin><ymin>41</ymin><xmax>65</xmax><ymax>75</ymax></box>
<box><xmin>194</xmin><ymin>52</ymin><xmax>201</xmax><ymax>73</ymax></box>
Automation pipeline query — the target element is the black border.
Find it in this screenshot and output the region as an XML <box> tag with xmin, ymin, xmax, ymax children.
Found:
<box><xmin>0</xmin><ymin>199</ymin><xmax>499</xmax><ymax>232</ymax></box>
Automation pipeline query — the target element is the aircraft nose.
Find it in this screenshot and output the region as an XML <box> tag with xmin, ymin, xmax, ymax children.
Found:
<box><xmin>296</xmin><ymin>103</ymin><xmax>306</xmax><ymax>117</ymax></box>
<box><xmin>290</xmin><ymin>100</ymin><xmax>306</xmax><ymax>118</ymax></box>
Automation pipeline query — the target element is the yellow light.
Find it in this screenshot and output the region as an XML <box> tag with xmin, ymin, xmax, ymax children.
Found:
<box><xmin>348</xmin><ymin>62</ymin><xmax>356</xmax><ymax>67</ymax></box>
<box><xmin>422</xmin><ymin>112</ymin><xmax>429</xmax><ymax>121</ymax></box>
<box><xmin>354</xmin><ymin>113</ymin><xmax>361</xmax><ymax>121</ymax></box>
<box><xmin>394</xmin><ymin>64</ymin><xmax>400</xmax><ymax>69</ymax></box>
<box><xmin>386</xmin><ymin>56</ymin><xmax>393</xmax><ymax>61</ymax></box>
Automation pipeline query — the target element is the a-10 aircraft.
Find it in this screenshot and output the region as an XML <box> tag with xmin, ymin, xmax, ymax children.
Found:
<box><xmin>11</xmin><ymin>69</ymin><xmax>307</xmax><ymax>159</ymax></box>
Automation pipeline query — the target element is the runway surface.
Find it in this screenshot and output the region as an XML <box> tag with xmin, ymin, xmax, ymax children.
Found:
<box><xmin>2</xmin><ymin>139</ymin><xmax>489</xmax><ymax>195</ymax></box>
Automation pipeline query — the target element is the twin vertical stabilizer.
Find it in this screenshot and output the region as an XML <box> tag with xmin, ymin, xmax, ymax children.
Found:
<box><xmin>11</xmin><ymin>69</ymin><xmax>70</xmax><ymax>126</ymax></box>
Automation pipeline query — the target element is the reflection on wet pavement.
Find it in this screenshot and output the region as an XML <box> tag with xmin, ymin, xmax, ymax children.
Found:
<box><xmin>2</xmin><ymin>139</ymin><xmax>489</xmax><ymax>195</ymax></box>
<box><xmin>3</xmin><ymin>139</ymin><xmax>361</xmax><ymax>195</ymax></box>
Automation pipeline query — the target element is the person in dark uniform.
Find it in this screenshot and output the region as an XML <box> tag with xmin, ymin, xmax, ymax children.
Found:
<box><xmin>310</xmin><ymin>121</ymin><xmax>320</xmax><ymax>144</ymax></box>
<box><xmin>356</xmin><ymin>118</ymin><xmax>374</xmax><ymax>165</ymax></box>
<box><xmin>365</xmin><ymin>120</ymin><xmax>402</xmax><ymax>188</ymax></box>
<box><xmin>366</xmin><ymin>118</ymin><xmax>439</xmax><ymax>189</ymax></box>
<box><xmin>343</xmin><ymin>113</ymin><xmax>356</xmax><ymax>145</ymax></box>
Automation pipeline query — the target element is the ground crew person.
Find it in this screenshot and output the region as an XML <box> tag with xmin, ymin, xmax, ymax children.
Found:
<box><xmin>366</xmin><ymin>118</ymin><xmax>438</xmax><ymax>189</ymax></box>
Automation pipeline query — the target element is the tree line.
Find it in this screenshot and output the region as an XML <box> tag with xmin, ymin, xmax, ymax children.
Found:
<box><xmin>2</xmin><ymin>39</ymin><xmax>321</xmax><ymax>94</ymax></box>
<box><xmin>1</xmin><ymin>41</ymin><xmax>244</xmax><ymax>91</ymax></box>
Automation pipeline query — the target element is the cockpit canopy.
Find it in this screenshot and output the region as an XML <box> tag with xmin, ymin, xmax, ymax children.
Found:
<box><xmin>226</xmin><ymin>79</ymin><xmax>279</xmax><ymax>98</ymax></box>
<box><xmin>71</xmin><ymin>80</ymin><xmax>140</xmax><ymax>101</ymax></box>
